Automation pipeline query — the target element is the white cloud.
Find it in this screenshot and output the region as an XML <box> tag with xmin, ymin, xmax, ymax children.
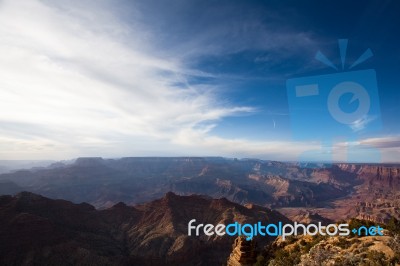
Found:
<box><xmin>0</xmin><ymin>0</ymin><xmax>262</xmax><ymax>159</ymax></box>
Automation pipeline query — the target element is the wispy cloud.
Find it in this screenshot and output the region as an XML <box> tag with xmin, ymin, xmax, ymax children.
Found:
<box><xmin>333</xmin><ymin>136</ymin><xmax>400</xmax><ymax>163</ymax></box>
<box><xmin>349</xmin><ymin>115</ymin><xmax>377</xmax><ymax>132</ymax></box>
<box><xmin>359</xmin><ymin>136</ymin><xmax>400</xmax><ymax>149</ymax></box>
<box><xmin>0</xmin><ymin>0</ymin><xmax>261</xmax><ymax>159</ymax></box>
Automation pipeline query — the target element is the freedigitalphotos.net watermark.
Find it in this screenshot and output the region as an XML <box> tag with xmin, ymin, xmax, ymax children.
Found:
<box><xmin>188</xmin><ymin>219</ymin><xmax>384</xmax><ymax>241</ymax></box>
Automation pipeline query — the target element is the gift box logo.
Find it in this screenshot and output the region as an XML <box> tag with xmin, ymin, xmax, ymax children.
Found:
<box><xmin>286</xmin><ymin>40</ymin><xmax>381</xmax><ymax>141</ymax></box>
<box><xmin>287</xmin><ymin>39</ymin><xmax>381</xmax><ymax>141</ymax></box>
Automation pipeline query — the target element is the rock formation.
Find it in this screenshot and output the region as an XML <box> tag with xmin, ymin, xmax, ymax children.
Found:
<box><xmin>227</xmin><ymin>236</ymin><xmax>257</xmax><ymax>266</ymax></box>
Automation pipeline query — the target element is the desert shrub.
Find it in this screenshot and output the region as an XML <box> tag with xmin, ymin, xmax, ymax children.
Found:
<box><xmin>388</xmin><ymin>234</ymin><xmax>400</xmax><ymax>264</ymax></box>
<box><xmin>298</xmin><ymin>244</ymin><xmax>338</xmax><ymax>266</ymax></box>
<box><xmin>335</xmin><ymin>237</ymin><xmax>351</xmax><ymax>249</ymax></box>
<box><xmin>386</xmin><ymin>217</ymin><xmax>400</xmax><ymax>235</ymax></box>
<box><xmin>302</xmin><ymin>235</ymin><xmax>325</xmax><ymax>253</ymax></box>
<box><xmin>364</xmin><ymin>250</ymin><xmax>387</xmax><ymax>266</ymax></box>
<box><xmin>334</xmin><ymin>253</ymin><xmax>361</xmax><ymax>266</ymax></box>
<box><xmin>254</xmin><ymin>255</ymin><xmax>266</xmax><ymax>266</ymax></box>
<box><xmin>268</xmin><ymin>248</ymin><xmax>301</xmax><ymax>266</ymax></box>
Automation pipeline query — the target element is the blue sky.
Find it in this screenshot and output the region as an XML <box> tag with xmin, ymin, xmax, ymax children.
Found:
<box><xmin>0</xmin><ymin>0</ymin><xmax>399</xmax><ymax>162</ymax></box>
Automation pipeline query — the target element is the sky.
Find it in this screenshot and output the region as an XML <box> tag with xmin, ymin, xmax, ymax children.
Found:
<box><xmin>0</xmin><ymin>0</ymin><xmax>399</xmax><ymax>162</ymax></box>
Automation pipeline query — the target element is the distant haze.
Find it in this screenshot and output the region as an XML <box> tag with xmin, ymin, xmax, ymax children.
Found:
<box><xmin>0</xmin><ymin>160</ymin><xmax>55</xmax><ymax>174</ymax></box>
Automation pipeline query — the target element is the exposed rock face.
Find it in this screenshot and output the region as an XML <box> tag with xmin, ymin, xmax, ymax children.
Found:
<box><xmin>337</xmin><ymin>164</ymin><xmax>400</xmax><ymax>189</ymax></box>
<box><xmin>227</xmin><ymin>236</ymin><xmax>257</xmax><ymax>266</ymax></box>
<box><xmin>357</xmin><ymin>213</ymin><xmax>390</xmax><ymax>224</ymax></box>
<box><xmin>331</xmin><ymin>163</ymin><xmax>400</xmax><ymax>223</ymax></box>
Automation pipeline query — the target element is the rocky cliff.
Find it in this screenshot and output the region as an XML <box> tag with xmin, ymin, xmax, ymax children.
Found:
<box><xmin>337</xmin><ymin>164</ymin><xmax>400</xmax><ymax>189</ymax></box>
<box><xmin>227</xmin><ymin>236</ymin><xmax>257</xmax><ymax>266</ymax></box>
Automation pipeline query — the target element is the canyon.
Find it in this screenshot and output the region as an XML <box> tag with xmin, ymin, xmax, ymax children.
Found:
<box><xmin>0</xmin><ymin>157</ymin><xmax>399</xmax><ymax>224</ymax></box>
